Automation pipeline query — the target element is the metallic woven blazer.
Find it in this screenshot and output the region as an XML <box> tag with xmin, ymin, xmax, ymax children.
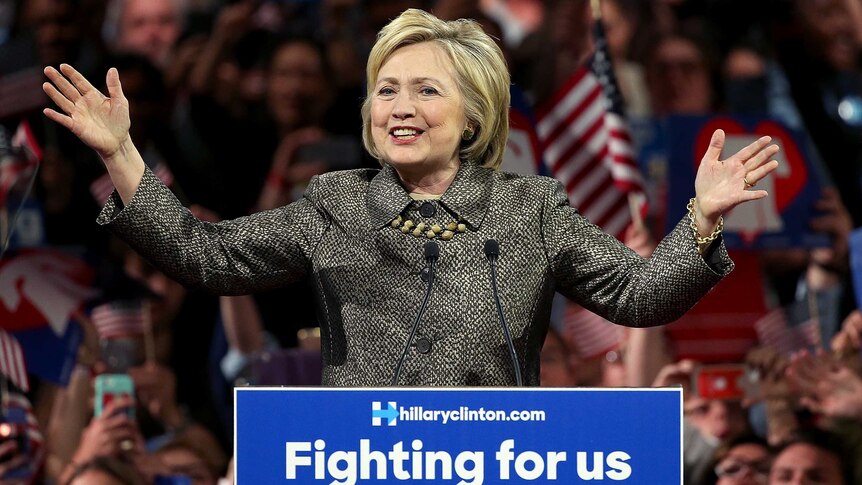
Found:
<box><xmin>98</xmin><ymin>162</ymin><xmax>733</xmax><ymax>386</ymax></box>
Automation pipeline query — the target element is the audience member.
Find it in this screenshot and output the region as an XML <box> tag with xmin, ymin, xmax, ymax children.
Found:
<box><xmin>768</xmin><ymin>429</ymin><xmax>851</xmax><ymax>485</ymax></box>
<box><xmin>103</xmin><ymin>0</ymin><xmax>184</xmax><ymax>68</ymax></box>
<box><xmin>705</xmin><ymin>434</ymin><xmax>772</xmax><ymax>485</ymax></box>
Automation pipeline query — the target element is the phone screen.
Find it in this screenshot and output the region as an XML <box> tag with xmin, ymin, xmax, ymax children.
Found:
<box><xmin>94</xmin><ymin>374</ymin><xmax>135</xmax><ymax>419</ymax></box>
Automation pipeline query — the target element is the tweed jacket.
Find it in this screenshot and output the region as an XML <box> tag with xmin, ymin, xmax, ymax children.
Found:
<box><xmin>98</xmin><ymin>161</ymin><xmax>733</xmax><ymax>386</ymax></box>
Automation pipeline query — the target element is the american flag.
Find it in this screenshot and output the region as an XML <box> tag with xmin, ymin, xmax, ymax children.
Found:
<box><xmin>1</xmin><ymin>390</ymin><xmax>46</xmax><ymax>479</ymax></box>
<box><xmin>561</xmin><ymin>303</ymin><xmax>622</xmax><ymax>360</ymax></box>
<box><xmin>91</xmin><ymin>300</ymin><xmax>147</xmax><ymax>340</ymax></box>
<box><xmin>536</xmin><ymin>17</ymin><xmax>645</xmax><ymax>238</ymax></box>
<box><xmin>0</xmin><ymin>121</ymin><xmax>41</xmax><ymax>208</ymax></box>
<box><xmin>0</xmin><ymin>328</ymin><xmax>29</xmax><ymax>392</ymax></box>
<box><xmin>754</xmin><ymin>307</ymin><xmax>821</xmax><ymax>355</ymax></box>
<box><xmin>89</xmin><ymin>161</ymin><xmax>174</xmax><ymax>204</ymax></box>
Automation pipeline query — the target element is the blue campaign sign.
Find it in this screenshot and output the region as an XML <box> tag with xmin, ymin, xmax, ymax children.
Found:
<box><xmin>665</xmin><ymin>115</ymin><xmax>828</xmax><ymax>249</ymax></box>
<box><xmin>235</xmin><ymin>387</ymin><xmax>682</xmax><ymax>484</ymax></box>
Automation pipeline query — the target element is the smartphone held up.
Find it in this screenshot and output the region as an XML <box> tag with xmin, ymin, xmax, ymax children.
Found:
<box><xmin>692</xmin><ymin>364</ymin><xmax>760</xmax><ymax>401</ymax></box>
<box><xmin>94</xmin><ymin>373</ymin><xmax>135</xmax><ymax>420</ymax></box>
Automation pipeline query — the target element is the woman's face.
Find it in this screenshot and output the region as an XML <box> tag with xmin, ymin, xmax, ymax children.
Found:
<box><xmin>716</xmin><ymin>443</ymin><xmax>771</xmax><ymax>485</ymax></box>
<box><xmin>118</xmin><ymin>0</ymin><xmax>182</xmax><ymax>67</ymax></box>
<box><xmin>684</xmin><ymin>398</ymin><xmax>747</xmax><ymax>442</ymax></box>
<box><xmin>370</xmin><ymin>42</ymin><xmax>467</xmax><ymax>178</ymax></box>
<box><xmin>267</xmin><ymin>43</ymin><xmax>328</xmax><ymax>131</ymax></box>
<box><xmin>797</xmin><ymin>0</ymin><xmax>857</xmax><ymax>71</ymax></box>
<box><xmin>648</xmin><ymin>37</ymin><xmax>712</xmax><ymax>115</ymax></box>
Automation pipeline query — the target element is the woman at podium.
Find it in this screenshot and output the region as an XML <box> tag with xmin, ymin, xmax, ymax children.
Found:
<box><xmin>41</xmin><ymin>9</ymin><xmax>779</xmax><ymax>386</ymax></box>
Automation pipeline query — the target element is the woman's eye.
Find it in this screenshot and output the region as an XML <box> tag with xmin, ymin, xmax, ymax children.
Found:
<box><xmin>420</xmin><ymin>87</ymin><xmax>438</xmax><ymax>95</ymax></box>
<box><xmin>378</xmin><ymin>87</ymin><xmax>395</xmax><ymax>95</ymax></box>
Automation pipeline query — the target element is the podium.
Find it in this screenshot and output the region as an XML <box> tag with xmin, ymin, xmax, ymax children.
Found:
<box><xmin>235</xmin><ymin>387</ymin><xmax>682</xmax><ymax>484</ymax></box>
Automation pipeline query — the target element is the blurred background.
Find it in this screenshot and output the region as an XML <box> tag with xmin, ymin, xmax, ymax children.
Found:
<box><xmin>2</xmin><ymin>0</ymin><xmax>862</xmax><ymax>483</ymax></box>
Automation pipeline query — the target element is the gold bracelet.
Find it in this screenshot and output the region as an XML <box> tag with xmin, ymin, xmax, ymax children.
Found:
<box><xmin>687</xmin><ymin>197</ymin><xmax>723</xmax><ymax>245</ymax></box>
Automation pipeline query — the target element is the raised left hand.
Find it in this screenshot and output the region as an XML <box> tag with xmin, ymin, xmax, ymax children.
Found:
<box><xmin>693</xmin><ymin>129</ymin><xmax>780</xmax><ymax>237</ymax></box>
<box><xmin>786</xmin><ymin>350</ymin><xmax>862</xmax><ymax>421</ymax></box>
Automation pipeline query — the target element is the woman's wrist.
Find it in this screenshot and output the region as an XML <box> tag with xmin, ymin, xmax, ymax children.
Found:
<box><xmin>99</xmin><ymin>135</ymin><xmax>129</xmax><ymax>164</ymax></box>
<box><xmin>692</xmin><ymin>198</ymin><xmax>721</xmax><ymax>237</ymax></box>
<box><xmin>687</xmin><ymin>198</ymin><xmax>724</xmax><ymax>253</ymax></box>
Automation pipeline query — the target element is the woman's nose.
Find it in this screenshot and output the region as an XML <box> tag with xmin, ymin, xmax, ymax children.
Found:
<box><xmin>391</xmin><ymin>93</ymin><xmax>416</xmax><ymax>119</ymax></box>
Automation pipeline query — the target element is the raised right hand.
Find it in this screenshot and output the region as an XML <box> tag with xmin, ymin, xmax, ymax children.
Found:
<box><xmin>42</xmin><ymin>64</ymin><xmax>130</xmax><ymax>162</ymax></box>
<box><xmin>73</xmin><ymin>396</ymin><xmax>139</xmax><ymax>461</ymax></box>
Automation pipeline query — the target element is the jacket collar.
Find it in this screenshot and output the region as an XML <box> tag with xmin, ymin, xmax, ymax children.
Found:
<box><xmin>366</xmin><ymin>162</ymin><xmax>493</xmax><ymax>229</ymax></box>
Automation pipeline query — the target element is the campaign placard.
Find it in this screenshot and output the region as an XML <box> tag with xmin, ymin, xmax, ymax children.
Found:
<box><xmin>663</xmin><ymin>115</ymin><xmax>828</xmax><ymax>249</ymax></box>
<box><xmin>235</xmin><ymin>387</ymin><xmax>682</xmax><ymax>484</ymax></box>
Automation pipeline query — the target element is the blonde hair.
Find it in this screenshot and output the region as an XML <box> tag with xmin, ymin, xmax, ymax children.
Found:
<box><xmin>361</xmin><ymin>9</ymin><xmax>510</xmax><ymax>169</ymax></box>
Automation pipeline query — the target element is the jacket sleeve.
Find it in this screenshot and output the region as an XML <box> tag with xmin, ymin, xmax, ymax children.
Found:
<box><xmin>96</xmin><ymin>167</ymin><xmax>329</xmax><ymax>295</ymax></box>
<box><xmin>542</xmin><ymin>179</ymin><xmax>733</xmax><ymax>327</ymax></box>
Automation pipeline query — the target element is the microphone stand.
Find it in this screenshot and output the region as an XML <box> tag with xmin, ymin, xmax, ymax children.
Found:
<box><xmin>391</xmin><ymin>241</ymin><xmax>439</xmax><ymax>386</ymax></box>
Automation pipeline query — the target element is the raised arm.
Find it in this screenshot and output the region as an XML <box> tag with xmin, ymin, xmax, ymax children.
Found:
<box><xmin>43</xmin><ymin>64</ymin><xmax>144</xmax><ymax>204</ymax></box>
<box><xmin>43</xmin><ymin>64</ymin><xmax>328</xmax><ymax>295</ymax></box>
<box><xmin>547</xmin><ymin>130</ymin><xmax>779</xmax><ymax>326</ymax></box>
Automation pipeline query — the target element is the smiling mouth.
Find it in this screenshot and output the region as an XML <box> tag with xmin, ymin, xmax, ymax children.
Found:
<box><xmin>390</xmin><ymin>128</ymin><xmax>424</xmax><ymax>139</ymax></box>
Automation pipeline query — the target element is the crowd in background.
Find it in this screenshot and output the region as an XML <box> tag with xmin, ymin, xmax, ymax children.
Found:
<box><xmin>2</xmin><ymin>0</ymin><xmax>862</xmax><ymax>483</ymax></box>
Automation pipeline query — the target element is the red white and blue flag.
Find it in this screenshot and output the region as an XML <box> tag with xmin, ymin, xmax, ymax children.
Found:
<box><xmin>0</xmin><ymin>248</ymin><xmax>99</xmax><ymax>385</ymax></box>
<box><xmin>561</xmin><ymin>303</ymin><xmax>622</xmax><ymax>360</ymax></box>
<box><xmin>0</xmin><ymin>328</ymin><xmax>29</xmax><ymax>392</ymax></box>
<box><xmin>754</xmin><ymin>306</ymin><xmax>821</xmax><ymax>355</ymax></box>
<box><xmin>536</xmin><ymin>17</ymin><xmax>646</xmax><ymax>238</ymax></box>
<box><xmin>503</xmin><ymin>85</ymin><xmax>548</xmax><ymax>176</ymax></box>
<box><xmin>91</xmin><ymin>300</ymin><xmax>147</xmax><ymax>340</ymax></box>
<box><xmin>0</xmin><ymin>121</ymin><xmax>41</xmax><ymax>209</ymax></box>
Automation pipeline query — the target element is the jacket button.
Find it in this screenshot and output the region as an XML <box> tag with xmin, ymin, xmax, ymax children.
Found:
<box><xmin>419</xmin><ymin>201</ymin><xmax>436</xmax><ymax>217</ymax></box>
<box><xmin>415</xmin><ymin>337</ymin><xmax>432</xmax><ymax>354</ymax></box>
<box><xmin>420</xmin><ymin>267</ymin><xmax>430</xmax><ymax>282</ymax></box>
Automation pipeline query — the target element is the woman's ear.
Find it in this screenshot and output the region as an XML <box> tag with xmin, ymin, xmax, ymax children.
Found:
<box><xmin>462</xmin><ymin>124</ymin><xmax>475</xmax><ymax>141</ymax></box>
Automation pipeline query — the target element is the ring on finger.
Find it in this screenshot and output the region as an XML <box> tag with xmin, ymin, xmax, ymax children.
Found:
<box><xmin>743</xmin><ymin>174</ymin><xmax>756</xmax><ymax>188</ymax></box>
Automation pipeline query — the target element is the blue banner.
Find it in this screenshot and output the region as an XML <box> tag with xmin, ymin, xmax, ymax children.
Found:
<box><xmin>664</xmin><ymin>115</ymin><xmax>828</xmax><ymax>248</ymax></box>
<box><xmin>851</xmin><ymin>228</ymin><xmax>862</xmax><ymax>310</ymax></box>
<box><xmin>235</xmin><ymin>388</ymin><xmax>682</xmax><ymax>484</ymax></box>
<box><xmin>12</xmin><ymin>320</ymin><xmax>83</xmax><ymax>386</ymax></box>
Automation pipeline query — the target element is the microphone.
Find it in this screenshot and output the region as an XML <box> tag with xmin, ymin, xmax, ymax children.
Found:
<box><xmin>484</xmin><ymin>239</ymin><xmax>523</xmax><ymax>387</ymax></box>
<box><xmin>391</xmin><ymin>241</ymin><xmax>439</xmax><ymax>386</ymax></box>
